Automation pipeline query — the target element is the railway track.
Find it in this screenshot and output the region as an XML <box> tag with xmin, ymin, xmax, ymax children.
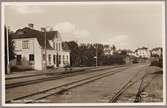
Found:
<box><xmin>108</xmin><ymin>78</ymin><xmax>139</xmax><ymax>103</ymax></box>
<box><xmin>6</xmin><ymin>65</ymin><xmax>125</xmax><ymax>89</ymax></box>
<box><xmin>6</xmin><ymin>66</ymin><xmax>128</xmax><ymax>103</ymax></box>
<box><xmin>133</xmin><ymin>73</ymin><xmax>157</xmax><ymax>102</ymax></box>
<box><xmin>108</xmin><ymin>67</ymin><xmax>155</xmax><ymax>103</ymax></box>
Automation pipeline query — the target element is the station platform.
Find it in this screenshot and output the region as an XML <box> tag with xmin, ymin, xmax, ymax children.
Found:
<box><xmin>5</xmin><ymin>67</ymin><xmax>90</xmax><ymax>80</ymax></box>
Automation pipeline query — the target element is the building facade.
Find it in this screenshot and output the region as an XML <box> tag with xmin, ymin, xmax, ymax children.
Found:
<box><xmin>135</xmin><ymin>47</ymin><xmax>150</xmax><ymax>58</ymax></box>
<box><xmin>151</xmin><ymin>47</ymin><xmax>162</xmax><ymax>57</ymax></box>
<box><xmin>12</xmin><ymin>24</ymin><xmax>70</xmax><ymax>70</ymax></box>
<box><xmin>150</xmin><ymin>47</ymin><xmax>163</xmax><ymax>64</ymax></box>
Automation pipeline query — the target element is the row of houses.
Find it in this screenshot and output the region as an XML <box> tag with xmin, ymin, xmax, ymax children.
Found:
<box><xmin>104</xmin><ymin>46</ymin><xmax>163</xmax><ymax>59</ymax></box>
<box><xmin>11</xmin><ymin>24</ymin><xmax>71</xmax><ymax>70</ymax></box>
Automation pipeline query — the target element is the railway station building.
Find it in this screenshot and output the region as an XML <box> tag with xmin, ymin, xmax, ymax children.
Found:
<box><xmin>11</xmin><ymin>24</ymin><xmax>70</xmax><ymax>70</ymax></box>
<box><xmin>134</xmin><ymin>47</ymin><xmax>150</xmax><ymax>58</ymax></box>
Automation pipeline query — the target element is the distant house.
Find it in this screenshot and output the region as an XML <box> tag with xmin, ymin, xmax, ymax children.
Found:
<box><xmin>135</xmin><ymin>47</ymin><xmax>150</xmax><ymax>58</ymax></box>
<box><xmin>103</xmin><ymin>45</ymin><xmax>114</xmax><ymax>55</ymax></box>
<box><xmin>150</xmin><ymin>47</ymin><xmax>163</xmax><ymax>65</ymax></box>
<box><xmin>151</xmin><ymin>47</ymin><xmax>162</xmax><ymax>57</ymax></box>
<box><xmin>111</xmin><ymin>49</ymin><xmax>133</xmax><ymax>64</ymax></box>
<box><xmin>11</xmin><ymin>24</ymin><xmax>70</xmax><ymax>70</ymax></box>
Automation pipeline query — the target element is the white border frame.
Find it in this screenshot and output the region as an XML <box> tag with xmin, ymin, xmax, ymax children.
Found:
<box><xmin>1</xmin><ymin>1</ymin><xmax>166</xmax><ymax>106</ymax></box>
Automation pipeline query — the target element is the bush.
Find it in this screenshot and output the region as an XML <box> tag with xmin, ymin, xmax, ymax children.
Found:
<box><xmin>110</xmin><ymin>55</ymin><xmax>126</xmax><ymax>65</ymax></box>
<box><xmin>47</xmin><ymin>65</ymin><xmax>54</xmax><ymax>69</ymax></box>
<box><xmin>150</xmin><ymin>60</ymin><xmax>162</xmax><ymax>68</ymax></box>
<box><xmin>11</xmin><ymin>65</ymin><xmax>33</xmax><ymax>72</ymax></box>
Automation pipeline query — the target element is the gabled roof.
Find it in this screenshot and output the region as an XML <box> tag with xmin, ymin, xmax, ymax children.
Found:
<box><xmin>62</xmin><ymin>42</ymin><xmax>70</xmax><ymax>51</ymax></box>
<box><xmin>44</xmin><ymin>31</ymin><xmax>59</xmax><ymax>40</ymax></box>
<box><xmin>11</xmin><ymin>27</ymin><xmax>59</xmax><ymax>50</ymax></box>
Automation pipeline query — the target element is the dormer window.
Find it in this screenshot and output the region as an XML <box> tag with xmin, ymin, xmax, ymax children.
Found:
<box><xmin>22</xmin><ymin>40</ymin><xmax>29</xmax><ymax>49</ymax></box>
<box><xmin>16</xmin><ymin>30</ymin><xmax>24</xmax><ymax>35</ymax></box>
<box><xmin>53</xmin><ymin>42</ymin><xmax>55</xmax><ymax>49</ymax></box>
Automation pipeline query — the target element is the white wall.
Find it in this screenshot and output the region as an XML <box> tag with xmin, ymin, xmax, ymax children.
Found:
<box><xmin>14</xmin><ymin>38</ymin><xmax>34</xmax><ymax>56</ymax></box>
<box><xmin>136</xmin><ymin>49</ymin><xmax>150</xmax><ymax>58</ymax></box>
<box><xmin>14</xmin><ymin>38</ymin><xmax>43</xmax><ymax>70</ymax></box>
<box><xmin>58</xmin><ymin>51</ymin><xmax>70</xmax><ymax>67</ymax></box>
<box><xmin>13</xmin><ymin>30</ymin><xmax>71</xmax><ymax>70</ymax></box>
<box><xmin>48</xmin><ymin>32</ymin><xmax>70</xmax><ymax>67</ymax></box>
<box><xmin>45</xmin><ymin>50</ymin><xmax>56</xmax><ymax>67</ymax></box>
<box><xmin>34</xmin><ymin>38</ymin><xmax>43</xmax><ymax>70</ymax></box>
<box><xmin>44</xmin><ymin>50</ymin><xmax>70</xmax><ymax>68</ymax></box>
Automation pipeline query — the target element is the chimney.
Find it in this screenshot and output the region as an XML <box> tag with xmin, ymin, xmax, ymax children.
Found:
<box><xmin>41</xmin><ymin>27</ymin><xmax>46</xmax><ymax>32</ymax></box>
<box><xmin>28</xmin><ymin>23</ymin><xmax>34</xmax><ymax>29</ymax></box>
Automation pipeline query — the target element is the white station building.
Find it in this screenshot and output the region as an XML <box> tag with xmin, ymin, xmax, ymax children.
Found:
<box><xmin>12</xmin><ymin>24</ymin><xmax>70</xmax><ymax>70</ymax></box>
<box><xmin>135</xmin><ymin>47</ymin><xmax>150</xmax><ymax>58</ymax></box>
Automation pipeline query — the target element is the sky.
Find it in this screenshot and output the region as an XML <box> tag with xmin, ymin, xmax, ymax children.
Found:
<box><xmin>4</xmin><ymin>2</ymin><xmax>164</xmax><ymax>50</ymax></box>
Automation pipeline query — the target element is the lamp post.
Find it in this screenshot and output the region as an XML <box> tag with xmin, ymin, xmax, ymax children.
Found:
<box><xmin>96</xmin><ymin>44</ymin><xmax>98</xmax><ymax>67</ymax></box>
<box><xmin>41</xmin><ymin>27</ymin><xmax>47</xmax><ymax>71</ymax></box>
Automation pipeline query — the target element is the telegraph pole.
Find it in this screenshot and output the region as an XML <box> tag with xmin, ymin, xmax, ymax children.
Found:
<box><xmin>6</xmin><ymin>26</ymin><xmax>10</xmax><ymax>74</ymax></box>
<box><xmin>45</xmin><ymin>28</ymin><xmax>47</xmax><ymax>71</ymax></box>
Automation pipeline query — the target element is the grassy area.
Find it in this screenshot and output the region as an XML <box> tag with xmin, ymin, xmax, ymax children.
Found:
<box><xmin>117</xmin><ymin>66</ymin><xmax>163</xmax><ymax>103</ymax></box>
<box><xmin>143</xmin><ymin>74</ymin><xmax>163</xmax><ymax>102</ymax></box>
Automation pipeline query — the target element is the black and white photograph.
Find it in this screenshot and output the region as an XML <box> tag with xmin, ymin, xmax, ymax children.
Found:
<box><xmin>1</xmin><ymin>1</ymin><xmax>166</xmax><ymax>106</ymax></box>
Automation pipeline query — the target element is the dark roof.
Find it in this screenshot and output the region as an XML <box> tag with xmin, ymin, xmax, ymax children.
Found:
<box><xmin>11</xmin><ymin>27</ymin><xmax>59</xmax><ymax>50</ymax></box>
<box><xmin>44</xmin><ymin>31</ymin><xmax>59</xmax><ymax>40</ymax></box>
<box><xmin>152</xmin><ymin>47</ymin><xmax>162</xmax><ymax>51</ymax></box>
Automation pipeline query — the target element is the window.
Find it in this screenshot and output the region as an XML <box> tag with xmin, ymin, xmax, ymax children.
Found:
<box><xmin>16</xmin><ymin>55</ymin><xmax>21</xmax><ymax>61</ymax></box>
<box><xmin>43</xmin><ymin>54</ymin><xmax>45</xmax><ymax>60</ymax></box>
<box><xmin>56</xmin><ymin>54</ymin><xmax>59</xmax><ymax>66</ymax></box>
<box><xmin>59</xmin><ymin>55</ymin><xmax>61</xmax><ymax>64</ymax></box>
<box><xmin>29</xmin><ymin>54</ymin><xmax>34</xmax><ymax>65</ymax></box>
<box><xmin>17</xmin><ymin>31</ymin><xmax>24</xmax><ymax>35</ymax></box>
<box><xmin>53</xmin><ymin>55</ymin><xmax>56</xmax><ymax>64</ymax></box>
<box><xmin>22</xmin><ymin>40</ymin><xmax>29</xmax><ymax>49</ymax></box>
<box><xmin>66</xmin><ymin>56</ymin><xmax>68</xmax><ymax>63</ymax></box>
<box><xmin>16</xmin><ymin>55</ymin><xmax>22</xmax><ymax>65</ymax></box>
<box><xmin>63</xmin><ymin>55</ymin><xmax>65</xmax><ymax>64</ymax></box>
<box><xmin>29</xmin><ymin>54</ymin><xmax>34</xmax><ymax>61</ymax></box>
<box><xmin>48</xmin><ymin>54</ymin><xmax>51</xmax><ymax>64</ymax></box>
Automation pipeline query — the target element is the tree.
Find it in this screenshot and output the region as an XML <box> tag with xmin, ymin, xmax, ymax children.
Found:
<box><xmin>65</xmin><ymin>41</ymin><xmax>81</xmax><ymax>66</ymax></box>
<box><xmin>5</xmin><ymin>26</ymin><xmax>15</xmax><ymax>74</ymax></box>
<box><xmin>65</xmin><ymin>41</ymin><xmax>119</xmax><ymax>67</ymax></box>
<box><xmin>5</xmin><ymin>26</ymin><xmax>15</xmax><ymax>61</ymax></box>
<box><xmin>93</xmin><ymin>43</ymin><xmax>104</xmax><ymax>66</ymax></box>
<box><xmin>112</xmin><ymin>45</ymin><xmax>116</xmax><ymax>52</ymax></box>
